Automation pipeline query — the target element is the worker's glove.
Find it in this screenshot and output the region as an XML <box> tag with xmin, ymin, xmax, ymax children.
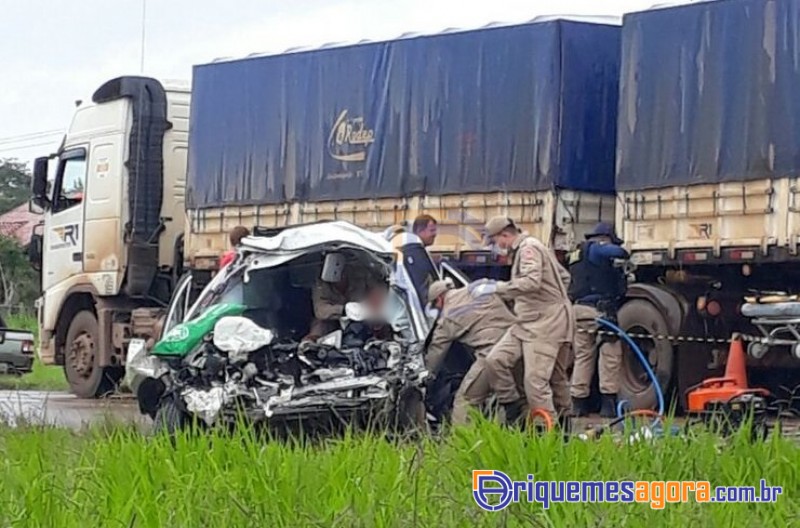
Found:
<box><xmin>613</xmin><ymin>258</ymin><xmax>638</xmax><ymax>276</ymax></box>
<box><xmin>424</xmin><ymin>305</ymin><xmax>441</xmax><ymax>321</ymax></box>
<box><xmin>423</xmin><ymin>370</ymin><xmax>438</xmax><ymax>387</ymax></box>
<box><xmin>469</xmin><ymin>279</ymin><xmax>497</xmax><ymax>298</ymax></box>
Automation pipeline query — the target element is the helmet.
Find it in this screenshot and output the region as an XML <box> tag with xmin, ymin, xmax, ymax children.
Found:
<box><xmin>585</xmin><ymin>222</ymin><xmax>623</xmax><ymax>245</ymax></box>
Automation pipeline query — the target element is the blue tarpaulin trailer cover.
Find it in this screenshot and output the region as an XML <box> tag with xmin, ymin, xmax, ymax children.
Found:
<box><xmin>186</xmin><ymin>19</ymin><xmax>620</xmax><ymax>208</ymax></box>
<box><xmin>616</xmin><ymin>0</ymin><xmax>800</xmax><ymax>191</ymax></box>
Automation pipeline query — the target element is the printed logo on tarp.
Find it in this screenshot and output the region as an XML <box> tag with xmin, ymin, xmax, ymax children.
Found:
<box><xmin>50</xmin><ymin>223</ymin><xmax>79</xmax><ymax>250</ymax></box>
<box><xmin>327</xmin><ymin>109</ymin><xmax>375</xmax><ymax>163</ymax></box>
<box><xmin>162</xmin><ymin>325</ymin><xmax>190</xmax><ymax>343</ymax></box>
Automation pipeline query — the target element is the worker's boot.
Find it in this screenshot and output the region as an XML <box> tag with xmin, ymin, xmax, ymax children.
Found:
<box><xmin>572</xmin><ymin>396</ymin><xmax>592</xmax><ymax>417</ymax></box>
<box><xmin>599</xmin><ymin>393</ymin><xmax>618</xmax><ymax>418</ymax></box>
<box><xmin>502</xmin><ymin>399</ymin><xmax>527</xmax><ymax>428</ymax></box>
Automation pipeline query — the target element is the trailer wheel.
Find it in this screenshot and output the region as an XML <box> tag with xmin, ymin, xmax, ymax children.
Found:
<box><xmin>63</xmin><ymin>311</ymin><xmax>117</xmax><ymax>398</ymax></box>
<box><xmin>616</xmin><ymin>300</ymin><xmax>675</xmax><ymax>411</ymax></box>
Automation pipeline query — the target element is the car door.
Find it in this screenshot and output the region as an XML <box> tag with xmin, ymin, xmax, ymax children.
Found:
<box><xmin>439</xmin><ymin>261</ymin><xmax>469</xmax><ymax>288</ymax></box>
<box><xmin>161</xmin><ymin>273</ymin><xmax>194</xmax><ymax>339</ymax></box>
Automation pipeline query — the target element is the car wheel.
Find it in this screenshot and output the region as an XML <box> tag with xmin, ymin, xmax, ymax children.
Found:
<box><xmin>391</xmin><ymin>387</ymin><xmax>427</xmax><ymax>434</ymax></box>
<box><xmin>63</xmin><ymin>311</ymin><xmax>117</xmax><ymax>398</ymax></box>
<box><xmin>154</xmin><ymin>395</ymin><xmax>187</xmax><ymax>436</ymax></box>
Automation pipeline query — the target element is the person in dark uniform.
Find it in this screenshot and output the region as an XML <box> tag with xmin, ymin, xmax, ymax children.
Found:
<box><xmin>390</xmin><ymin>216</ymin><xmax>440</xmax><ymax>309</ymax></box>
<box><xmin>567</xmin><ymin>222</ymin><xmax>630</xmax><ymax>418</ymax></box>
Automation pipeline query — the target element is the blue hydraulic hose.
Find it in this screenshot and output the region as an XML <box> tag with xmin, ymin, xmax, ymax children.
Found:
<box><xmin>595</xmin><ymin>317</ymin><xmax>665</xmax><ymax>419</ymax></box>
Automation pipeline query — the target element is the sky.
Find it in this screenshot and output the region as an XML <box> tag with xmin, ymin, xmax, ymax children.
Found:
<box><xmin>0</xmin><ymin>0</ymin><xmax>674</xmax><ymax>166</ymax></box>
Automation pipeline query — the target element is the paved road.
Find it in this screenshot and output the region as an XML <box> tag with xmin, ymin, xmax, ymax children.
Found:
<box><xmin>0</xmin><ymin>390</ymin><xmax>150</xmax><ymax>430</ymax></box>
<box><xmin>0</xmin><ymin>391</ymin><xmax>648</xmax><ymax>436</ymax></box>
<box><xmin>2</xmin><ymin>390</ymin><xmax>798</xmax><ymax>442</ymax></box>
<box><xmin>0</xmin><ymin>390</ymin><xmax>651</xmax><ymax>433</ymax></box>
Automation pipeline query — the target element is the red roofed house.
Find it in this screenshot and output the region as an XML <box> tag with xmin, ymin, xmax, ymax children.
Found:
<box><xmin>0</xmin><ymin>204</ymin><xmax>40</xmax><ymax>247</ymax></box>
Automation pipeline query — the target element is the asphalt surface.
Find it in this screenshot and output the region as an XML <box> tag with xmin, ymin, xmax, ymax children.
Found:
<box><xmin>2</xmin><ymin>390</ymin><xmax>799</xmax><ymax>442</ymax></box>
<box><xmin>0</xmin><ymin>390</ymin><xmax>648</xmax><ymax>433</ymax></box>
<box><xmin>0</xmin><ymin>390</ymin><xmax>644</xmax><ymax>437</ymax></box>
<box><xmin>0</xmin><ymin>390</ymin><xmax>150</xmax><ymax>430</ymax></box>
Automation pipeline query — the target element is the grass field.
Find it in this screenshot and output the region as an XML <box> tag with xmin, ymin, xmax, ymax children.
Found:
<box><xmin>0</xmin><ymin>419</ymin><xmax>796</xmax><ymax>527</ymax></box>
<box><xmin>0</xmin><ymin>313</ymin><xmax>69</xmax><ymax>391</ymax></box>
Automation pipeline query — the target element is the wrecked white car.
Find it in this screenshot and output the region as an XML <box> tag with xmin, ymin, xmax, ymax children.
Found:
<box><xmin>127</xmin><ymin>221</ymin><xmax>441</xmax><ymax>435</ymax></box>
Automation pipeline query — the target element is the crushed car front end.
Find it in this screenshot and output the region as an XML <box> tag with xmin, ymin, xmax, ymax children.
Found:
<box><xmin>127</xmin><ymin>221</ymin><xmax>429</xmax><ymax>434</ymax></box>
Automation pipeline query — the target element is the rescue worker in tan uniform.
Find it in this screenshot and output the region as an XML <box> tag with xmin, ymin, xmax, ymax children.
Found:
<box><xmin>424</xmin><ymin>279</ymin><xmax>517</xmax><ymax>425</ymax></box>
<box><xmin>479</xmin><ymin>217</ymin><xmax>574</xmax><ymax>425</ymax></box>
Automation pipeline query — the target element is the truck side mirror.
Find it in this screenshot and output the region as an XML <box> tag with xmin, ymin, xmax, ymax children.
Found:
<box><xmin>31</xmin><ymin>156</ymin><xmax>50</xmax><ymax>210</ymax></box>
<box><xmin>28</xmin><ymin>198</ymin><xmax>43</xmax><ymax>215</ymax></box>
<box><xmin>28</xmin><ymin>229</ymin><xmax>43</xmax><ymax>272</ymax></box>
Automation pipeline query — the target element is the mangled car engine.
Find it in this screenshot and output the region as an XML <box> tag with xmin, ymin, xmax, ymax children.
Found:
<box><xmin>130</xmin><ymin>303</ymin><xmax>428</xmax><ymax>431</ymax></box>
<box><xmin>127</xmin><ymin>223</ymin><xmax>436</xmax><ymax>434</ymax></box>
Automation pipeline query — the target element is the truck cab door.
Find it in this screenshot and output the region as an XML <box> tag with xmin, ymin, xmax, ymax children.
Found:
<box><xmin>41</xmin><ymin>148</ymin><xmax>88</xmax><ymax>293</ymax></box>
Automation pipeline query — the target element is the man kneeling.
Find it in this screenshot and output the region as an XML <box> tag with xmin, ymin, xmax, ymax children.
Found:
<box><xmin>424</xmin><ymin>279</ymin><xmax>516</xmax><ymax>425</ymax></box>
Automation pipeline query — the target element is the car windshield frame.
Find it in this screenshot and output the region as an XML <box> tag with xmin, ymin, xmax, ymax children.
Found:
<box><xmin>182</xmin><ymin>253</ymin><xmax>425</xmax><ymax>344</ymax></box>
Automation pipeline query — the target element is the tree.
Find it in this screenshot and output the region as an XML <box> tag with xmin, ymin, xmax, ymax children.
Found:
<box><xmin>0</xmin><ymin>159</ymin><xmax>31</xmax><ymax>215</ymax></box>
<box><xmin>0</xmin><ymin>235</ymin><xmax>38</xmax><ymax>308</ymax></box>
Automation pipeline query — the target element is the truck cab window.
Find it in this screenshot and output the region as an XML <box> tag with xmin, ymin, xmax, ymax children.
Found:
<box><xmin>53</xmin><ymin>151</ymin><xmax>87</xmax><ymax>213</ymax></box>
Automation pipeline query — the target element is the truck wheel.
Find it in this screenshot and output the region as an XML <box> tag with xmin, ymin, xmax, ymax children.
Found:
<box><xmin>154</xmin><ymin>396</ymin><xmax>187</xmax><ymax>437</ymax></box>
<box><xmin>63</xmin><ymin>311</ymin><xmax>116</xmax><ymax>398</ymax></box>
<box><xmin>616</xmin><ymin>300</ymin><xmax>675</xmax><ymax>411</ymax></box>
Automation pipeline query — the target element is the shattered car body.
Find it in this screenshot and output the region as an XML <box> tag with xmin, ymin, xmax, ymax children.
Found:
<box><xmin>128</xmin><ymin>221</ymin><xmax>431</xmax><ymax>433</ymax></box>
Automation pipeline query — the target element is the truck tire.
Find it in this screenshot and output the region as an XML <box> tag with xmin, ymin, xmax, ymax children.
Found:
<box><xmin>154</xmin><ymin>396</ymin><xmax>187</xmax><ymax>437</ymax></box>
<box><xmin>616</xmin><ymin>300</ymin><xmax>675</xmax><ymax>411</ymax></box>
<box><xmin>63</xmin><ymin>311</ymin><xmax>116</xmax><ymax>398</ymax></box>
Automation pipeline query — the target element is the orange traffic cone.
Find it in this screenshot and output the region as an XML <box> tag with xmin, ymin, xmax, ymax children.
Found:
<box><xmin>685</xmin><ymin>334</ymin><xmax>768</xmax><ymax>412</ymax></box>
<box><xmin>723</xmin><ymin>335</ymin><xmax>748</xmax><ymax>388</ymax></box>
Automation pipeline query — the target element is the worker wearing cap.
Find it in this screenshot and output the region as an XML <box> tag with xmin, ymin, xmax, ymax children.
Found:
<box><xmin>425</xmin><ymin>279</ymin><xmax>517</xmax><ymax>425</ymax></box>
<box><xmin>478</xmin><ymin>216</ymin><xmax>574</xmax><ymax>425</ymax></box>
<box><xmin>568</xmin><ymin>222</ymin><xmax>630</xmax><ymax>417</ymax></box>
<box><xmin>220</xmin><ymin>225</ymin><xmax>250</xmax><ymax>269</ymax></box>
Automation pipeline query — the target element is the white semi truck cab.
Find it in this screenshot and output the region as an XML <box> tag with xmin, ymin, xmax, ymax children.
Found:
<box><xmin>29</xmin><ymin>76</ymin><xmax>190</xmax><ymax>397</ymax></box>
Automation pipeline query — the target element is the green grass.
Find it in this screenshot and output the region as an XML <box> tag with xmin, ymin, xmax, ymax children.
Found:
<box><xmin>0</xmin><ymin>358</ymin><xmax>70</xmax><ymax>391</ymax></box>
<box><xmin>0</xmin><ymin>419</ymin><xmax>796</xmax><ymax>527</ymax></box>
<box><xmin>0</xmin><ymin>313</ymin><xmax>69</xmax><ymax>392</ymax></box>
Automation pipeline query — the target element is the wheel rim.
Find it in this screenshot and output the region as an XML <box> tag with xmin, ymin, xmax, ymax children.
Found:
<box><xmin>67</xmin><ymin>332</ymin><xmax>95</xmax><ymax>380</ymax></box>
<box><xmin>621</xmin><ymin>324</ymin><xmax>658</xmax><ymax>393</ymax></box>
